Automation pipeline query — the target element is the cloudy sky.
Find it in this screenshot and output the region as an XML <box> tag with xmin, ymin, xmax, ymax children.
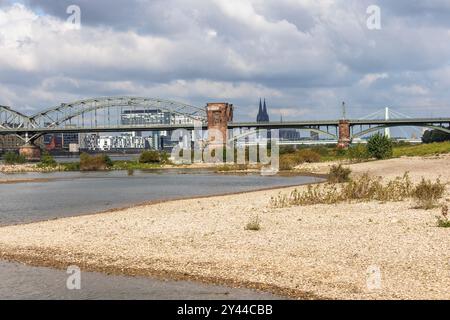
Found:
<box><xmin>0</xmin><ymin>0</ymin><xmax>449</xmax><ymax>121</ymax></box>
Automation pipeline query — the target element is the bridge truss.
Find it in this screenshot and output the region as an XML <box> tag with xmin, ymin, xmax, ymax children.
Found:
<box><xmin>1</xmin><ymin>100</ymin><xmax>450</xmax><ymax>147</ymax></box>
<box><xmin>1</xmin><ymin>97</ymin><xmax>207</xmax><ymax>142</ymax></box>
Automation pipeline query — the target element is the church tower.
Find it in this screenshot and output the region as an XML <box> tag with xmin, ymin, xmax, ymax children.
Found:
<box><xmin>256</xmin><ymin>98</ymin><xmax>270</xmax><ymax>122</ymax></box>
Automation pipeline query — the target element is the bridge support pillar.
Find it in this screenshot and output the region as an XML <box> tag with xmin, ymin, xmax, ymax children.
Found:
<box><xmin>337</xmin><ymin>120</ymin><xmax>350</xmax><ymax>149</ymax></box>
<box><xmin>206</xmin><ymin>103</ymin><xmax>233</xmax><ymax>148</ymax></box>
<box><xmin>19</xmin><ymin>143</ymin><xmax>41</xmax><ymax>161</ymax></box>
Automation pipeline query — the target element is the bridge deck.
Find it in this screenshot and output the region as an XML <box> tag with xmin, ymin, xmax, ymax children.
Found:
<box><xmin>0</xmin><ymin>118</ymin><xmax>449</xmax><ymax>134</ymax></box>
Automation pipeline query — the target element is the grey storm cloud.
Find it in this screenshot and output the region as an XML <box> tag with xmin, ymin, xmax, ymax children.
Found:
<box><xmin>0</xmin><ymin>0</ymin><xmax>450</xmax><ymax>121</ymax></box>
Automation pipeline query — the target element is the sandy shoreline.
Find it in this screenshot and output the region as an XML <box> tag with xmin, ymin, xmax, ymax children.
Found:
<box><xmin>0</xmin><ymin>155</ymin><xmax>449</xmax><ymax>299</ymax></box>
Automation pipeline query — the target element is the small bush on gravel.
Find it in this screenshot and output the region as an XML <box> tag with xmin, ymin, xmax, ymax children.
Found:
<box><xmin>412</xmin><ymin>178</ymin><xmax>446</xmax><ymax>209</ymax></box>
<box><xmin>3</xmin><ymin>151</ymin><xmax>26</xmax><ymax>164</ymax></box>
<box><xmin>80</xmin><ymin>153</ymin><xmax>111</xmax><ymax>171</ymax></box>
<box><xmin>139</xmin><ymin>150</ymin><xmax>170</xmax><ymax>164</ymax></box>
<box><xmin>245</xmin><ymin>215</ymin><xmax>261</xmax><ymax>231</ymax></box>
<box><xmin>139</xmin><ymin>150</ymin><xmax>160</xmax><ymax>163</ymax></box>
<box><xmin>347</xmin><ymin>144</ymin><xmax>369</xmax><ymax>162</ymax></box>
<box><xmin>39</xmin><ymin>151</ymin><xmax>57</xmax><ymax>167</ymax></box>
<box><xmin>367</xmin><ymin>133</ymin><xmax>393</xmax><ymax>160</ymax></box>
<box><xmin>328</xmin><ymin>164</ymin><xmax>351</xmax><ymax>183</ymax></box>
<box><xmin>437</xmin><ymin>205</ymin><xmax>450</xmax><ymax>227</ymax></box>
<box><xmin>279</xmin><ymin>154</ymin><xmax>297</xmax><ymax>171</ymax></box>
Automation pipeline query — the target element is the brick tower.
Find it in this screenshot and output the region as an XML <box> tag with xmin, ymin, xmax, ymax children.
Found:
<box><xmin>206</xmin><ymin>103</ymin><xmax>233</xmax><ymax>146</ymax></box>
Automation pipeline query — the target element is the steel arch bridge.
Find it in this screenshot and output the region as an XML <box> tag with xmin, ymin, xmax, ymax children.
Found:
<box><xmin>1</xmin><ymin>98</ymin><xmax>450</xmax><ymax>149</ymax></box>
<box><xmin>1</xmin><ymin>97</ymin><xmax>207</xmax><ymax>142</ymax></box>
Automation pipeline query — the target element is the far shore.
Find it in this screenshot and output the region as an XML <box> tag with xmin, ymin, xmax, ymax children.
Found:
<box><xmin>0</xmin><ymin>154</ymin><xmax>449</xmax><ymax>299</ymax></box>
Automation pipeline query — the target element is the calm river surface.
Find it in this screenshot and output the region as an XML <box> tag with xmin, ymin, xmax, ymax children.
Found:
<box><xmin>0</xmin><ymin>170</ymin><xmax>320</xmax><ymax>226</ymax></box>
<box><xmin>0</xmin><ymin>170</ymin><xmax>320</xmax><ymax>299</ymax></box>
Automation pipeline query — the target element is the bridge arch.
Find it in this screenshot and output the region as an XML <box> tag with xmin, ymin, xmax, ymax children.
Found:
<box><xmin>351</xmin><ymin>124</ymin><xmax>450</xmax><ymax>139</ymax></box>
<box><xmin>0</xmin><ymin>105</ymin><xmax>33</xmax><ymax>129</ymax></box>
<box><xmin>30</xmin><ymin>97</ymin><xmax>207</xmax><ymax>129</ymax></box>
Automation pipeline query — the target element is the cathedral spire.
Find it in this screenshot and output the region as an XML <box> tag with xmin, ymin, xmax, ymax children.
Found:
<box><xmin>257</xmin><ymin>98</ymin><xmax>263</xmax><ymax>122</ymax></box>
<box><xmin>262</xmin><ymin>98</ymin><xmax>269</xmax><ymax>122</ymax></box>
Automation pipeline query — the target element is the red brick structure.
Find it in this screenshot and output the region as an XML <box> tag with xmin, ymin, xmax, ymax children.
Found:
<box><xmin>206</xmin><ymin>103</ymin><xmax>233</xmax><ymax>146</ymax></box>
<box><xmin>19</xmin><ymin>144</ymin><xmax>41</xmax><ymax>161</ymax></box>
<box><xmin>337</xmin><ymin>120</ymin><xmax>350</xmax><ymax>149</ymax></box>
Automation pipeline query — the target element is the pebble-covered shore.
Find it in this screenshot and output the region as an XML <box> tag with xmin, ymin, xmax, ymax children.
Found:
<box><xmin>0</xmin><ymin>155</ymin><xmax>449</xmax><ymax>299</ymax></box>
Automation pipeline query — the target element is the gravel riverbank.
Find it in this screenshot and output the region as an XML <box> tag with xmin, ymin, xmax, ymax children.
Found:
<box><xmin>0</xmin><ymin>155</ymin><xmax>449</xmax><ymax>299</ymax></box>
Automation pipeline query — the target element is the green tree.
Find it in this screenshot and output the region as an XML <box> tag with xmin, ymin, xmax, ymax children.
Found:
<box><xmin>367</xmin><ymin>133</ymin><xmax>393</xmax><ymax>159</ymax></box>
<box><xmin>422</xmin><ymin>128</ymin><xmax>450</xmax><ymax>143</ymax></box>
<box><xmin>40</xmin><ymin>151</ymin><xmax>57</xmax><ymax>167</ymax></box>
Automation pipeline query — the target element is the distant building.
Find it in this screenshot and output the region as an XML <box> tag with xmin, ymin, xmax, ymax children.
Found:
<box><xmin>44</xmin><ymin>133</ymin><xmax>80</xmax><ymax>151</ymax></box>
<box><xmin>120</xmin><ymin>108</ymin><xmax>194</xmax><ymax>151</ymax></box>
<box><xmin>80</xmin><ymin>133</ymin><xmax>100</xmax><ymax>151</ymax></box>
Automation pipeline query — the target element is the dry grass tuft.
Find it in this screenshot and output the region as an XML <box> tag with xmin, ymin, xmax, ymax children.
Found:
<box><xmin>245</xmin><ymin>215</ymin><xmax>261</xmax><ymax>231</ymax></box>
<box><xmin>328</xmin><ymin>164</ymin><xmax>351</xmax><ymax>183</ymax></box>
<box><xmin>412</xmin><ymin>178</ymin><xmax>446</xmax><ymax>209</ymax></box>
<box><xmin>270</xmin><ymin>172</ymin><xmax>446</xmax><ymax>209</ymax></box>
<box><xmin>436</xmin><ymin>205</ymin><xmax>450</xmax><ymax>228</ymax></box>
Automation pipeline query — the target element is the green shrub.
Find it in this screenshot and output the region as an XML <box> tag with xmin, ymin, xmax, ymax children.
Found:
<box><xmin>139</xmin><ymin>150</ymin><xmax>161</xmax><ymax>163</ymax></box>
<box><xmin>412</xmin><ymin>178</ymin><xmax>446</xmax><ymax>209</ymax></box>
<box><xmin>437</xmin><ymin>217</ymin><xmax>450</xmax><ymax>228</ymax></box>
<box><xmin>101</xmin><ymin>154</ymin><xmax>113</xmax><ymax>167</ymax></box>
<box><xmin>437</xmin><ymin>205</ymin><xmax>449</xmax><ymax>227</ymax></box>
<box><xmin>3</xmin><ymin>151</ymin><xmax>26</xmax><ymax>164</ymax></box>
<box><xmin>328</xmin><ymin>164</ymin><xmax>351</xmax><ymax>183</ymax></box>
<box><xmin>80</xmin><ymin>153</ymin><xmax>110</xmax><ymax>171</ymax></box>
<box><xmin>40</xmin><ymin>151</ymin><xmax>57</xmax><ymax>167</ymax></box>
<box><xmin>367</xmin><ymin>133</ymin><xmax>393</xmax><ymax>159</ymax></box>
<box><xmin>160</xmin><ymin>151</ymin><xmax>170</xmax><ymax>164</ymax></box>
<box><xmin>347</xmin><ymin>144</ymin><xmax>369</xmax><ymax>162</ymax></box>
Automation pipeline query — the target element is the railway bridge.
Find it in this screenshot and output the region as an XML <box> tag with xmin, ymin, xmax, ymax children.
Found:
<box><xmin>1</xmin><ymin>97</ymin><xmax>449</xmax><ymax>160</ymax></box>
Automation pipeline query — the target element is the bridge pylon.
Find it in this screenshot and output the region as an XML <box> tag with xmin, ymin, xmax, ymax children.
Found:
<box><xmin>206</xmin><ymin>102</ymin><xmax>233</xmax><ymax>148</ymax></box>
<box><xmin>337</xmin><ymin>120</ymin><xmax>351</xmax><ymax>149</ymax></box>
<box><xmin>18</xmin><ymin>133</ymin><xmax>41</xmax><ymax>161</ymax></box>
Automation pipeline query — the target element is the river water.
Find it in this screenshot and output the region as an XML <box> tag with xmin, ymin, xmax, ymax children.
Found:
<box><xmin>0</xmin><ymin>170</ymin><xmax>320</xmax><ymax>299</ymax></box>
<box><xmin>0</xmin><ymin>170</ymin><xmax>320</xmax><ymax>226</ymax></box>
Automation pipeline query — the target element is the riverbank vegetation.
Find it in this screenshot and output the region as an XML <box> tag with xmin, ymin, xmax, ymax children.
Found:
<box><xmin>3</xmin><ymin>151</ymin><xmax>26</xmax><ymax>165</ymax></box>
<box><xmin>28</xmin><ymin>150</ymin><xmax>171</xmax><ymax>172</ymax></box>
<box><xmin>79</xmin><ymin>153</ymin><xmax>113</xmax><ymax>171</ymax></box>
<box><xmin>277</xmin><ymin>139</ymin><xmax>450</xmax><ymax>171</ymax></box>
<box><xmin>271</xmin><ymin>167</ymin><xmax>446</xmax><ymax>210</ymax></box>
<box><xmin>2</xmin><ymin>140</ymin><xmax>449</xmax><ymax>173</ymax></box>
